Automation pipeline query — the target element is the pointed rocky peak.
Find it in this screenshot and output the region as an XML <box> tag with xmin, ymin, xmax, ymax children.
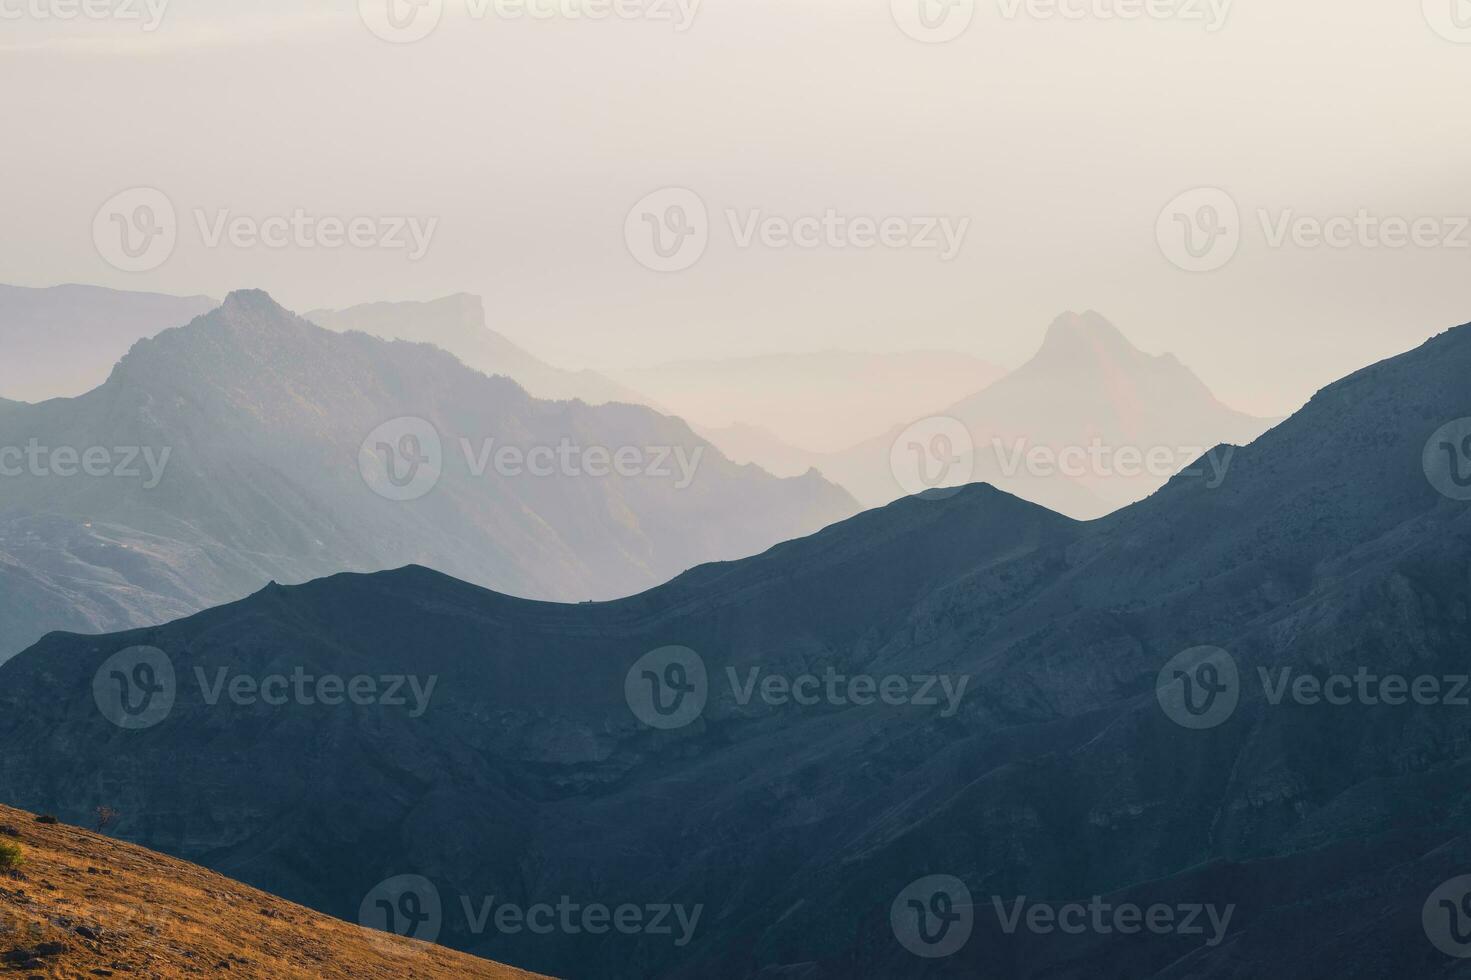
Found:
<box><xmin>1035</xmin><ymin>310</ymin><xmax>1142</xmax><ymax>363</ymax></box>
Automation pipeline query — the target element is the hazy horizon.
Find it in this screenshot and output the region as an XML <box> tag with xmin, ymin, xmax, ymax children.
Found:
<box><xmin>3</xmin><ymin>0</ymin><xmax>1469</xmax><ymax>418</ymax></box>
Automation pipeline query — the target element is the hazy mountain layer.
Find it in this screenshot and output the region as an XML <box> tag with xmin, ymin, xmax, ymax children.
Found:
<box><xmin>0</xmin><ymin>290</ymin><xmax>857</xmax><ymax>660</ymax></box>
<box><xmin>0</xmin><ymin>317</ymin><xmax>1467</xmax><ymax>976</ymax></box>
<box><xmin>615</xmin><ymin>349</ymin><xmax>1006</xmax><ymax>455</ymax></box>
<box><xmin>307</xmin><ymin>294</ymin><xmax>647</xmax><ymax>407</ymax></box>
<box><xmin>0</xmin><ymin>283</ymin><xmax>216</xmax><ymax>403</ymax></box>
<box><xmin>818</xmin><ymin>311</ymin><xmax>1277</xmax><ymax>518</ymax></box>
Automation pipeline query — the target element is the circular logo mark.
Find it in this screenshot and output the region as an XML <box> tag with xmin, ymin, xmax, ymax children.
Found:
<box><xmin>1424</xmin><ymin>419</ymin><xmax>1471</xmax><ymax>502</ymax></box>
<box><xmin>93</xmin><ymin>187</ymin><xmax>177</xmax><ymax>273</ymax></box>
<box><xmin>624</xmin><ymin>188</ymin><xmax>709</xmax><ymax>273</ymax></box>
<box><xmin>359</xmin><ymin>0</ymin><xmax>444</xmax><ymax>43</ymax></box>
<box><xmin>1424</xmin><ymin>0</ymin><xmax>1471</xmax><ymax>43</ymax></box>
<box><xmin>359</xmin><ymin>417</ymin><xmax>443</xmax><ymax>502</ymax></box>
<box><xmin>891</xmin><ymin>874</ymin><xmax>973</xmax><ymax>958</ymax></box>
<box><xmin>890</xmin><ymin>416</ymin><xmax>974</xmax><ymax>499</ymax></box>
<box><xmin>93</xmin><ymin>646</ymin><xmax>176</xmax><ymax>730</ymax></box>
<box><xmin>1424</xmin><ymin>875</ymin><xmax>1471</xmax><ymax>958</ymax></box>
<box><xmin>359</xmin><ymin>874</ymin><xmax>443</xmax><ymax>947</ymax></box>
<box><xmin>1156</xmin><ymin>187</ymin><xmax>1241</xmax><ymax>273</ymax></box>
<box><xmin>1156</xmin><ymin>646</ymin><xmax>1239</xmax><ymax>730</ymax></box>
<box><xmin>624</xmin><ymin>646</ymin><xmax>708</xmax><ymax>730</ymax></box>
<box><xmin>891</xmin><ymin>0</ymin><xmax>975</xmax><ymax>43</ymax></box>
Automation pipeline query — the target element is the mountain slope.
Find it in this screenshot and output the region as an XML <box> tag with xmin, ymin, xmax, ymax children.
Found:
<box><xmin>307</xmin><ymin>294</ymin><xmax>646</xmax><ymax>407</ymax></box>
<box><xmin>0</xmin><ymin>803</ymin><xmax>543</xmax><ymax>978</ymax></box>
<box><xmin>0</xmin><ymin>317</ymin><xmax>1468</xmax><ymax>978</ymax></box>
<box><xmin>0</xmin><ymin>283</ymin><xmax>216</xmax><ymax>403</ymax></box>
<box><xmin>0</xmin><ymin>290</ymin><xmax>857</xmax><ymax>660</ymax></box>
<box><xmin>819</xmin><ymin>311</ymin><xmax>1276</xmax><ymax>517</ymax></box>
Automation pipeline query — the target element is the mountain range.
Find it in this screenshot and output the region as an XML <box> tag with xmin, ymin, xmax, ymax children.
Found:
<box><xmin>1</xmin><ymin>314</ymin><xmax>1467</xmax><ymax>977</ymax></box>
<box><xmin>0</xmin><ymin>283</ymin><xmax>216</xmax><ymax>403</ymax></box>
<box><xmin>0</xmin><ymin>290</ymin><xmax>856</xmax><ymax>661</ymax></box>
<box><xmin>811</xmin><ymin>311</ymin><xmax>1277</xmax><ymax>518</ymax></box>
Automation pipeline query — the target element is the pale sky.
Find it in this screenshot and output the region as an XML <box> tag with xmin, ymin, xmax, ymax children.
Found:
<box><xmin>2</xmin><ymin>0</ymin><xmax>1469</xmax><ymax>416</ymax></box>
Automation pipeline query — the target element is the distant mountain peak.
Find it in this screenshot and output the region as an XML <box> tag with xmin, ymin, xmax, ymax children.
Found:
<box><xmin>1037</xmin><ymin>310</ymin><xmax>1140</xmax><ymax>361</ymax></box>
<box><xmin>218</xmin><ymin>288</ymin><xmax>290</xmax><ymax>319</ymax></box>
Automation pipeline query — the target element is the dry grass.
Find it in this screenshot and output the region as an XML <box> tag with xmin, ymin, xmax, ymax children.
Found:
<box><xmin>0</xmin><ymin>803</ymin><xmax>550</xmax><ymax>979</ymax></box>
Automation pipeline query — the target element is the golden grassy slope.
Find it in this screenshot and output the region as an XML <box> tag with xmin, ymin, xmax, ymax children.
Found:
<box><xmin>0</xmin><ymin>803</ymin><xmax>549</xmax><ymax>979</ymax></box>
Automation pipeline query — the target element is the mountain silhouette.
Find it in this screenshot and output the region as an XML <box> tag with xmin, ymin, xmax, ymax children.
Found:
<box><xmin>818</xmin><ymin>311</ymin><xmax>1276</xmax><ymax>518</ymax></box>
<box><xmin>306</xmin><ymin>294</ymin><xmax>647</xmax><ymax>407</ymax></box>
<box><xmin>1</xmin><ymin>316</ymin><xmax>1468</xmax><ymax>977</ymax></box>
<box><xmin>0</xmin><ymin>290</ymin><xmax>856</xmax><ymax>660</ymax></box>
<box><xmin>0</xmin><ymin>283</ymin><xmax>216</xmax><ymax>403</ymax></box>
